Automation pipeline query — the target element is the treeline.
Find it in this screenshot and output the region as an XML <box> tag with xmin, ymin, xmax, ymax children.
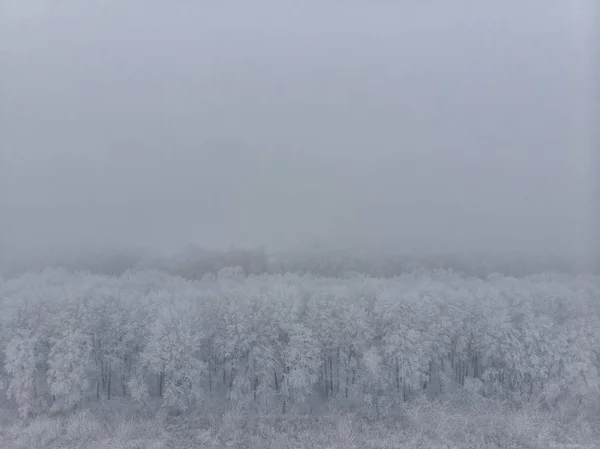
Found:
<box><xmin>1</xmin><ymin>268</ymin><xmax>598</xmax><ymax>419</ymax></box>
<box><xmin>1</xmin><ymin>244</ymin><xmax>595</xmax><ymax>280</ymax></box>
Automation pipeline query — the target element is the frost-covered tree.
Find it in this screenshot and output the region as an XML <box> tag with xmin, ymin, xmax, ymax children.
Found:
<box><xmin>1</xmin><ymin>267</ymin><xmax>599</xmax><ymax>419</ymax></box>
<box><xmin>5</xmin><ymin>331</ymin><xmax>43</xmax><ymax>418</ymax></box>
<box><xmin>280</xmin><ymin>322</ymin><xmax>321</xmax><ymax>413</ymax></box>
<box><xmin>47</xmin><ymin>328</ymin><xmax>92</xmax><ymax>411</ymax></box>
<box><xmin>142</xmin><ymin>292</ymin><xmax>207</xmax><ymax>411</ymax></box>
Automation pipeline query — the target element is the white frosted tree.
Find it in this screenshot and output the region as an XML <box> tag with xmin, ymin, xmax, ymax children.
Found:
<box><xmin>47</xmin><ymin>328</ymin><xmax>93</xmax><ymax>411</ymax></box>
<box><xmin>280</xmin><ymin>322</ymin><xmax>320</xmax><ymax>413</ymax></box>
<box><xmin>4</xmin><ymin>331</ymin><xmax>44</xmax><ymax>418</ymax></box>
<box><xmin>142</xmin><ymin>293</ymin><xmax>207</xmax><ymax>411</ymax></box>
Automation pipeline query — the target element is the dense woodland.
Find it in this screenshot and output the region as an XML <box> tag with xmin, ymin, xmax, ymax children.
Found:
<box><xmin>1</xmin><ymin>256</ymin><xmax>598</xmax><ymax>421</ymax></box>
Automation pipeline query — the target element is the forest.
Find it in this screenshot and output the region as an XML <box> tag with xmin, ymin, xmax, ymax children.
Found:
<box><xmin>1</xmin><ymin>249</ymin><xmax>599</xmax><ymax>448</ymax></box>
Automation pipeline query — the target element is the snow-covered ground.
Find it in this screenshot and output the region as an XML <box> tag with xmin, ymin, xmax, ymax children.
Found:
<box><xmin>1</xmin><ymin>399</ymin><xmax>598</xmax><ymax>449</ymax></box>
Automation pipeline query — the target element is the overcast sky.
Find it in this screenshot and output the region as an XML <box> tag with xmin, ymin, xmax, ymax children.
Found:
<box><xmin>1</xmin><ymin>1</ymin><xmax>598</xmax><ymax>256</ymax></box>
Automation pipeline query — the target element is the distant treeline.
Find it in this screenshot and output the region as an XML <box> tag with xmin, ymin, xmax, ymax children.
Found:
<box><xmin>0</xmin><ymin>244</ymin><xmax>596</xmax><ymax>280</ymax></box>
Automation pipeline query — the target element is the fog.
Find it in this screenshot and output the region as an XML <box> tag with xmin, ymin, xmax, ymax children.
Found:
<box><xmin>1</xmin><ymin>1</ymin><xmax>598</xmax><ymax>258</ymax></box>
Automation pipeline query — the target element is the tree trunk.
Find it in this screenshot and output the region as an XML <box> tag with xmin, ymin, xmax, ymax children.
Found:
<box><xmin>324</xmin><ymin>357</ymin><xmax>328</xmax><ymax>397</ymax></box>
<box><xmin>101</xmin><ymin>360</ymin><xmax>106</xmax><ymax>389</ymax></box>
<box><xmin>107</xmin><ymin>366</ymin><xmax>112</xmax><ymax>400</ymax></box>
<box><xmin>320</xmin><ymin>365</ymin><xmax>324</xmax><ymax>394</ymax></box>
<box><xmin>159</xmin><ymin>371</ymin><xmax>164</xmax><ymax>398</ymax></box>
<box><xmin>345</xmin><ymin>351</ymin><xmax>351</xmax><ymax>399</ymax></box>
<box><xmin>228</xmin><ymin>367</ymin><xmax>236</xmax><ymax>400</ymax></box>
<box><xmin>395</xmin><ymin>358</ymin><xmax>400</xmax><ymax>394</ymax></box>
<box><xmin>454</xmin><ymin>362</ymin><xmax>459</xmax><ymax>385</ymax></box>
<box><xmin>423</xmin><ymin>359</ymin><xmax>432</xmax><ymax>390</ymax></box>
<box><xmin>439</xmin><ymin>358</ymin><xmax>445</xmax><ymax>395</ymax></box>
<box><xmin>336</xmin><ymin>347</ymin><xmax>340</xmax><ymax>395</ymax></box>
<box><xmin>208</xmin><ymin>359</ymin><xmax>212</xmax><ymax>398</ymax></box>
<box><xmin>121</xmin><ymin>353</ymin><xmax>128</xmax><ymax>397</ymax></box>
<box><xmin>329</xmin><ymin>355</ymin><xmax>333</xmax><ymax>397</ymax></box>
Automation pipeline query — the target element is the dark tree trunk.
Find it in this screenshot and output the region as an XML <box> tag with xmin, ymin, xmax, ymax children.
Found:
<box><xmin>423</xmin><ymin>359</ymin><xmax>432</xmax><ymax>390</ymax></box>
<box><xmin>228</xmin><ymin>368</ymin><xmax>236</xmax><ymax>400</ymax></box>
<box><xmin>459</xmin><ymin>360</ymin><xmax>466</xmax><ymax>387</ymax></box>
<box><xmin>101</xmin><ymin>361</ymin><xmax>106</xmax><ymax>389</ymax></box>
<box><xmin>345</xmin><ymin>351</ymin><xmax>351</xmax><ymax>399</ymax></box>
<box><xmin>121</xmin><ymin>354</ymin><xmax>128</xmax><ymax>397</ymax></box>
<box><xmin>324</xmin><ymin>357</ymin><xmax>328</xmax><ymax>397</ymax></box>
<box><xmin>107</xmin><ymin>366</ymin><xmax>112</xmax><ymax>400</ymax></box>
<box><xmin>159</xmin><ymin>371</ymin><xmax>164</xmax><ymax>398</ymax></box>
<box><xmin>439</xmin><ymin>358</ymin><xmax>445</xmax><ymax>395</ymax></box>
<box><xmin>329</xmin><ymin>356</ymin><xmax>333</xmax><ymax>397</ymax></box>
<box><xmin>208</xmin><ymin>359</ymin><xmax>212</xmax><ymax>398</ymax></box>
<box><xmin>336</xmin><ymin>347</ymin><xmax>340</xmax><ymax>395</ymax></box>
<box><xmin>395</xmin><ymin>358</ymin><xmax>400</xmax><ymax>394</ymax></box>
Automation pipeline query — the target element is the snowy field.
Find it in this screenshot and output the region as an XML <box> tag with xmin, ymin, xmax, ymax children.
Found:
<box><xmin>1</xmin><ymin>267</ymin><xmax>599</xmax><ymax>448</ymax></box>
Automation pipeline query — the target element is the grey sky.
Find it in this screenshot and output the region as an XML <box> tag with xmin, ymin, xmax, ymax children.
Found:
<box><xmin>1</xmin><ymin>1</ymin><xmax>598</xmax><ymax>256</ymax></box>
